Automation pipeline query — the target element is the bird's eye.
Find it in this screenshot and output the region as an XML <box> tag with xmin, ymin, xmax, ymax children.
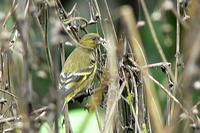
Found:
<box><xmin>92</xmin><ymin>37</ymin><xmax>98</xmax><ymax>42</ymax></box>
<box><xmin>92</xmin><ymin>37</ymin><xmax>96</xmax><ymax>41</ymax></box>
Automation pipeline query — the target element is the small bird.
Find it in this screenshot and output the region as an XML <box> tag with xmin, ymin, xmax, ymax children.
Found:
<box><xmin>59</xmin><ymin>33</ymin><xmax>105</xmax><ymax>103</ymax></box>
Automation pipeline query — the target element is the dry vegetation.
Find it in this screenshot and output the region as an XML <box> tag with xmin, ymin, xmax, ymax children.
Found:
<box><xmin>0</xmin><ymin>0</ymin><xmax>200</xmax><ymax>133</ymax></box>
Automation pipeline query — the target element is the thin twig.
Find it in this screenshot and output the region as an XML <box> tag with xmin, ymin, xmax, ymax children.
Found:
<box><xmin>43</xmin><ymin>2</ymin><xmax>54</xmax><ymax>80</ymax></box>
<box><xmin>140</xmin><ymin>0</ymin><xmax>167</xmax><ymax>63</ymax></box>
<box><xmin>60</xmin><ymin>43</ymin><xmax>65</xmax><ymax>67</ymax></box>
<box><xmin>0</xmin><ymin>89</ymin><xmax>18</xmax><ymax>99</ymax></box>
<box><xmin>170</xmin><ymin>8</ymin><xmax>188</xmax><ymax>29</ymax></box>
<box><xmin>0</xmin><ymin>116</ymin><xmax>20</xmax><ymax>124</ymax></box>
<box><xmin>140</xmin><ymin>0</ymin><xmax>175</xmax><ymax>82</ymax></box>
<box><xmin>63</xmin><ymin>17</ymin><xmax>88</xmax><ymax>27</ymax></box>
<box><xmin>33</xmin><ymin>111</ymin><xmax>47</xmax><ymax>121</ymax></box>
<box><xmin>63</xmin><ymin>104</ymin><xmax>72</xmax><ymax>133</ymax></box>
<box><xmin>121</xmin><ymin>95</ymin><xmax>142</xmax><ymax>133</ymax></box>
<box><xmin>1</xmin><ymin>1</ymin><xmax>18</xmax><ymax>27</ymax></box>
<box><xmin>95</xmin><ymin>109</ymin><xmax>102</xmax><ymax>132</ymax></box>
<box><xmin>3</xmin><ymin>127</ymin><xmax>15</xmax><ymax>133</ymax></box>
<box><xmin>54</xmin><ymin>0</ymin><xmax>79</xmax><ymax>46</ymax></box>
<box><xmin>92</xmin><ymin>0</ymin><xmax>104</xmax><ymax>36</ymax></box>
<box><xmin>31</xmin><ymin>106</ymin><xmax>49</xmax><ymax>115</ymax></box>
<box><xmin>102</xmin><ymin>0</ymin><xmax>118</xmax><ymax>42</ymax></box>
<box><xmin>129</xmin><ymin>68</ymin><xmax>139</xmax><ymax>132</ymax></box>
<box><xmin>122</xmin><ymin>65</ymin><xmax>142</xmax><ymax>132</ymax></box>
<box><xmin>170</xmin><ymin>0</ymin><xmax>181</xmax><ymax>124</ymax></box>
<box><xmin>120</xmin><ymin>6</ymin><xmax>162</xmax><ymax>132</ymax></box>
<box><xmin>142</xmin><ymin>62</ymin><xmax>171</xmax><ymax>69</ymax></box>
<box><xmin>146</xmin><ymin>73</ymin><xmax>194</xmax><ymax>122</ymax></box>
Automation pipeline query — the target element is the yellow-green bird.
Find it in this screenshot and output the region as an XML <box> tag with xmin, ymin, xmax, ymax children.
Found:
<box><xmin>59</xmin><ymin>33</ymin><xmax>105</xmax><ymax>103</ymax></box>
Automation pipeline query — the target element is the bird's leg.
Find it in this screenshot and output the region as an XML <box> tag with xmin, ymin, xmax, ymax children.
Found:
<box><xmin>86</xmin><ymin>84</ymin><xmax>95</xmax><ymax>96</ymax></box>
<box><xmin>73</xmin><ymin>84</ymin><xmax>96</xmax><ymax>103</ymax></box>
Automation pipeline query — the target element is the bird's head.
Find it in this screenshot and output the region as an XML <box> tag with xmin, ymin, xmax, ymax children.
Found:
<box><xmin>79</xmin><ymin>33</ymin><xmax>105</xmax><ymax>49</ymax></box>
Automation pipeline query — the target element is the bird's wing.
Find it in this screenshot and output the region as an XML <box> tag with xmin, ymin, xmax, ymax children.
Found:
<box><xmin>59</xmin><ymin>66</ymin><xmax>95</xmax><ymax>97</ymax></box>
<box><xmin>59</xmin><ymin>48</ymin><xmax>97</xmax><ymax>99</ymax></box>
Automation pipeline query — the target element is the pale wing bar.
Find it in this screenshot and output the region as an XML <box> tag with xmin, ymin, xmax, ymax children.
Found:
<box><xmin>59</xmin><ymin>67</ymin><xmax>95</xmax><ymax>96</ymax></box>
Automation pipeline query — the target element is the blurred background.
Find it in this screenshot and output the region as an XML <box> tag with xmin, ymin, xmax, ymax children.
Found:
<box><xmin>1</xmin><ymin>0</ymin><xmax>200</xmax><ymax>132</ymax></box>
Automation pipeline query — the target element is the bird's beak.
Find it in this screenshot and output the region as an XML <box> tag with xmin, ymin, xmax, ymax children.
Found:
<box><xmin>98</xmin><ymin>37</ymin><xmax>107</xmax><ymax>49</ymax></box>
<box><xmin>99</xmin><ymin>37</ymin><xmax>106</xmax><ymax>44</ymax></box>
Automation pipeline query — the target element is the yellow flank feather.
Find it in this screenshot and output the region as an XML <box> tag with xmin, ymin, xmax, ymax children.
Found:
<box><xmin>59</xmin><ymin>33</ymin><xmax>101</xmax><ymax>103</ymax></box>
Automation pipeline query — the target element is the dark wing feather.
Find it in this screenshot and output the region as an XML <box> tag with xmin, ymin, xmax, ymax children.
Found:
<box><xmin>59</xmin><ymin>67</ymin><xmax>95</xmax><ymax>97</ymax></box>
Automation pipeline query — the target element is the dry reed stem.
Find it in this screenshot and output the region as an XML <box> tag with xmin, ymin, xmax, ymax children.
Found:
<box><xmin>102</xmin><ymin>23</ymin><xmax>119</xmax><ymax>133</ymax></box>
